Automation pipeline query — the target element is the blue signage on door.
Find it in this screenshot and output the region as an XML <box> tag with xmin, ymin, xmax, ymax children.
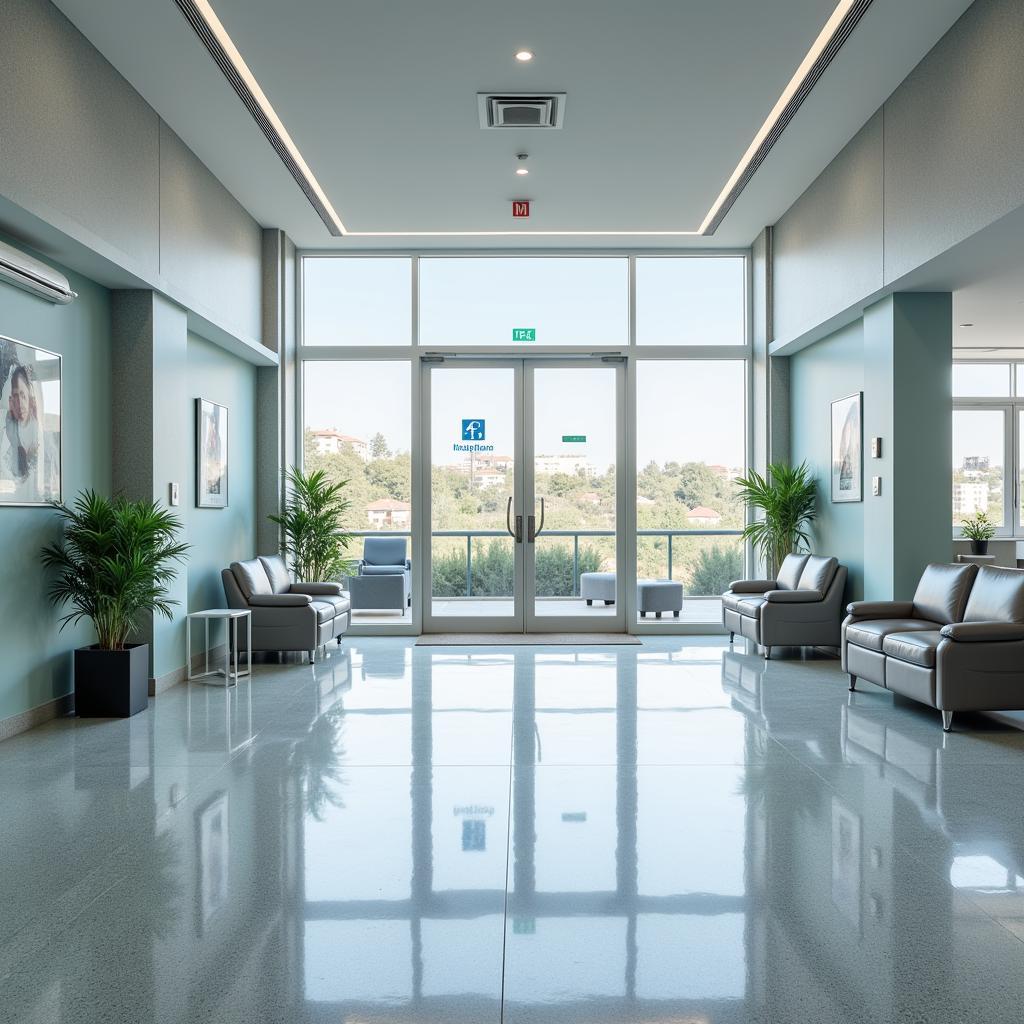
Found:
<box><xmin>461</xmin><ymin>419</ymin><xmax>486</xmax><ymax>441</ymax></box>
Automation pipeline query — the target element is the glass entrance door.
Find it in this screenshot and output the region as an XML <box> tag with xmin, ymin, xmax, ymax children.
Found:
<box><xmin>422</xmin><ymin>358</ymin><xmax>625</xmax><ymax>633</ymax></box>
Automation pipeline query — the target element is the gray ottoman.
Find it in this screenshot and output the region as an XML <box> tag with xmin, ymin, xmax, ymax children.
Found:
<box><xmin>580</xmin><ymin>571</ymin><xmax>616</xmax><ymax>606</ymax></box>
<box><xmin>347</xmin><ymin>573</ymin><xmax>407</xmax><ymax>612</ymax></box>
<box><xmin>637</xmin><ymin>579</ymin><xmax>683</xmax><ymax>619</ymax></box>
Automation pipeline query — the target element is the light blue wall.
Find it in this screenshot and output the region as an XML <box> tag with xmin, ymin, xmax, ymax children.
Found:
<box><xmin>0</xmin><ymin>252</ymin><xmax>111</xmax><ymax>721</ymax></box>
<box><xmin>186</xmin><ymin>333</ymin><xmax>257</xmax><ymax>650</ymax></box>
<box><xmin>789</xmin><ymin>321</ymin><xmax>865</xmax><ymax>599</ymax></box>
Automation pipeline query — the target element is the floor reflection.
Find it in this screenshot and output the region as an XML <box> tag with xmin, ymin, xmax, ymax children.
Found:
<box><xmin>3</xmin><ymin>639</ymin><xmax>1024</xmax><ymax>1022</ymax></box>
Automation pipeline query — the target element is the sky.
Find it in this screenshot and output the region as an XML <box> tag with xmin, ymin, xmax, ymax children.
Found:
<box><xmin>301</xmin><ymin>256</ymin><xmax>747</xmax><ymax>470</ymax></box>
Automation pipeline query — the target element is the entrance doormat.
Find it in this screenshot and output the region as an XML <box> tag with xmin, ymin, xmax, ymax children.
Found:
<box><xmin>415</xmin><ymin>634</ymin><xmax>641</xmax><ymax>646</ymax></box>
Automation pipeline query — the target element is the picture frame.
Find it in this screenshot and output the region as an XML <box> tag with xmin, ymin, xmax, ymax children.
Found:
<box><xmin>831</xmin><ymin>392</ymin><xmax>863</xmax><ymax>503</ymax></box>
<box><xmin>195</xmin><ymin>397</ymin><xmax>228</xmax><ymax>508</ymax></box>
<box><xmin>0</xmin><ymin>335</ymin><xmax>61</xmax><ymax>507</ymax></box>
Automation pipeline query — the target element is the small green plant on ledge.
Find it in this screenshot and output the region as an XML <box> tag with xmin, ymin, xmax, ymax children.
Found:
<box><xmin>960</xmin><ymin>510</ymin><xmax>995</xmax><ymax>554</ymax></box>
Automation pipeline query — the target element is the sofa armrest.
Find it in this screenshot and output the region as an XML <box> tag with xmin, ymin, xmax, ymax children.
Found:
<box><xmin>940</xmin><ymin>621</ymin><xmax>1024</xmax><ymax>642</ymax></box>
<box><xmin>728</xmin><ymin>579</ymin><xmax>776</xmax><ymax>594</ymax></box>
<box><xmin>291</xmin><ymin>582</ymin><xmax>344</xmax><ymax>596</ymax></box>
<box><xmin>249</xmin><ymin>593</ymin><xmax>312</xmax><ymax>607</ymax></box>
<box><xmin>765</xmin><ymin>589</ymin><xmax>823</xmax><ymax>603</ymax></box>
<box><xmin>846</xmin><ymin>600</ymin><xmax>914</xmax><ymax>619</ymax></box>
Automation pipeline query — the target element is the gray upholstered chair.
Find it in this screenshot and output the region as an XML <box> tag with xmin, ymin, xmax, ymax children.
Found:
<box><xmin>844</xmin><ymin>563</ymin><xmax>1024</xmax><ymax>731</ymax></box>
<box><xmin>358</xmin><ymin>537</ymin><xmax>411</xmax><ymax>606</ymax></box>
<box><xmin>722</xmin><ymin>553</ymin><xmax>848</xmax><ymax>658</ymax></box>
<box><xmin>222</xmin><ymin>554</ymin><xmax>350</xmax><ymax>662</ymax></box>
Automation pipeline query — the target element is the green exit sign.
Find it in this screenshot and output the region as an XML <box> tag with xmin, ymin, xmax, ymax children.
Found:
<box><xmin>512</xmin><ymin>328</ymin><xmax>536</xmax><ymax>342</ymax></box>
<box><xmin>562</xmin><ymin>435</ymin><xmax>587</xmax><ymax>443</ymax></box>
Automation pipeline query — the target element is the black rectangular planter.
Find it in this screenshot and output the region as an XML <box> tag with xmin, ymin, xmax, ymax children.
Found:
<box><xmin>74</xmin><ymin>643</ymin><xmax>149</xmax><ymax>718</ymax></box>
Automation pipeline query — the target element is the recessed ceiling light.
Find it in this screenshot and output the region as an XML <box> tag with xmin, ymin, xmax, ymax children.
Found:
<box><xmin>516</xmin><ymin>167</ymin><xmax>529</xmax><ymax>176</ymax></box>
<box><xmin>515</xmin><ymin>50</ymin><xmax>534</xmax><ymax>62</ymax></box>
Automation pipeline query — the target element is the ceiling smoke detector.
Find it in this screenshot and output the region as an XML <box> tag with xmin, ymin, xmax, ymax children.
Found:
<box><xmin>479</xmin><ymin>93</ymin><xmax>566</xmax><ymax>129</ymax></box>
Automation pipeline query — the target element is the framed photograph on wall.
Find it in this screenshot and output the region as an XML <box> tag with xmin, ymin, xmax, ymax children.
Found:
<box><xmin>196</xmin><ymin>398</ymin><xmax>228</xmax><ymax>508</ymax></box>
<box><xmin>831</xmin><ymin>392</ymin><xmax>863</xmax><ymax>503</ymax></box>
<box><xmin>0</xmin><ymin>335</ymin><xmax>61</xmax><ymax>506</ymax></box>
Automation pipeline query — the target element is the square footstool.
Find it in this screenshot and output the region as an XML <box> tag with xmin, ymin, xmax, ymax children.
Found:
<box><xmin>637</xmin><ymin>579</ymin><xmax>683</xmax><ymax>619</ymax></box>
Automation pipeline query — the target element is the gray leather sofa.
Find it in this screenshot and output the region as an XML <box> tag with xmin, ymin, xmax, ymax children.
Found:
<box><xmin>843</xmin><ymin>563</ymin><xmax>1024</xmax><ymax>731</ymax></box>
<box><xmin>222</xmin><ymin>554</ymin><xmax>350</xmax><ymax>661</ymax></box>
<box><xmin>722</xmin><ymin>553</ymin><xmax>848</xmax><ymax>658</ymax></box>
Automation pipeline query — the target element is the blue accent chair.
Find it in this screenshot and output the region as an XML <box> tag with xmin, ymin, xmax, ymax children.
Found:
<box><xmin>358</xmin><ymin>536</ymin><xmax>411</xmax><ymax>606</ymax></box>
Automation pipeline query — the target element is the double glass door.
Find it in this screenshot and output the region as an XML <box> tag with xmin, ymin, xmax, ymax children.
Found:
<box><xmin>423</xmin><ymin>358</ymin><xmax>625</xmax><ymax>632</ymax></box>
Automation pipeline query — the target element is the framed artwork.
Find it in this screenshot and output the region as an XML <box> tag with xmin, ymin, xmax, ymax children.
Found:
<box><xmin>0</xmin><ymin>335</ymin><xmax>61</xmax><ymax>506</ymax></box>
<box><xmin>196</xmin><ymin>398</ymin><xmax>228</xmax><ymax>508</ymax></box>
<box><xmin>196</xmin><ymin>792</ymin><xmax>230</xmax><ymax>928</ymax></box>
<box><xmin>831</xmin><ymin>392</ymin><xmax>863</xmax><ymax>503</ymax></box>
<box><xmin>831</xmin><ymin>796</ymin><xmax>862</xmax><ymax>932</ymax></box>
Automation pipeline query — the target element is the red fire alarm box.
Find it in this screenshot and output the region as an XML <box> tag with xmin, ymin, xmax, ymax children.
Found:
<box><xmin>512</xmin><ymin>200</ymin><xmax>530</xmax><ymax>218</ymax></box>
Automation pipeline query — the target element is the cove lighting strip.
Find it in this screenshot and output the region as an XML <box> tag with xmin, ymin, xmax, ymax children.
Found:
<box><xmin>175</xmin><ymin>0</ymin><xmax>871</xmax><ymax>238</ymax></box>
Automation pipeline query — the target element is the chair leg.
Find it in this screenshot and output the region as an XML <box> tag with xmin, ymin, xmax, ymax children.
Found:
<box><xmin>655</xmin><ymin>611</ymin><xmax>662</xmax><ymax>619</ymax></box>
<box><xmin>942</xmin><ymin>710</ymin><xmax>954</xmax><ymax>732</ymax></box>
<box><xmin>764</xmin><ymin>646</ymin><xmax>771</xmax><ymax>660</ymax></box>
<box><xmin>848</xmin><ymin>674</ymin><xmax>857</xmax><ymax>692</ymax></box>
<box><xmin>673</xmin><ymin>610</ymin><xmax>680</xmax><ymax>619</ymax></box>
<box><xmin>586</xmin><ymin>599</ymin><xmax>593</xmax><ymax>606</ymax></box>
<box><xmin>640</xmin><ymin>611</ymin><xmax>646</xmax><ymax>618</ymax></box>
<box><xmin>729</xmin><ymin>631</ymin><xmax>734</xmax><ymax>643</ymax></box>
<box><xmin>308</xmin><ymin>649</ymin><xmax>316</xmax><ymax>663</ymax></box>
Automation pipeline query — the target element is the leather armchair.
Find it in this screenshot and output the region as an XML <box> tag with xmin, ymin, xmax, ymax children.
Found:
<box><xmin>722</xmin><ymin>553</ymin><xmax>848</xmax><ymax>658</ymax></box>
<box><xmin>222</xmin><ymin>554</ymin><xmax>350</xmax><ymax>662</ymax></box>
<box><xmin>358</xmin><ymin>536</ymin><xmax>411</xmax><ymax>606</ymax></box>
<box><xmin>843</xmin><ymin>563</ymin><xmax>1024</xmax><ymax>731</ymax></box>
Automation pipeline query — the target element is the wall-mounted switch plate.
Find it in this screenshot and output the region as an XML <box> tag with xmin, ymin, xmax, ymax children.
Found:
<box><xmin>169</xmin><ymin>482</ymin><xmax>180</xmax><ymax>506</ymax></box>
<box><xmin>872</xmin><ymin>476</ymin><xmax>882</xmax><ymax>496</ymax></box>
<box><xmin>871</xmin><ymin>437</ymin><xmax>882</xmax><ymax>458</ymax></box>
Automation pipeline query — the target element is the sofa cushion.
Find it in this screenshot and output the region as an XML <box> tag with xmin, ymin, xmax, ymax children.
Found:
<box><xmin>846</xmin><ymin>618</ymin><xmax>942</xmax><ymax>652</ymax></box>
<box><xmin>311</xmin><ymin>600</ymin><xmax>337</xmax><ymax>624</ymax></box>
<box><xmin>314</xmin><ymin>594</ymin><xmax>351</xmax><ymax>616</ymax></box>
<box><xmin>776</xmin><ymin>554</ymin><xmax>809</xmax><ymax>591</ymax></box>
<box><xmin>963</xmin><ymin>566</ymin><xmax>1024</xmax><ymax>623</ymax></box>
<box><xmin>231</xmin><ymin>558</ymin><xmax>273</xmax><ymax>599</ymax></box>
<box><xmin>911</xmin><ymin>562</ymin><xmax>978</xmax><ymax>625</ymax></box>
<box><xmin>364</xmin><ymin>536</ymin><xmax>407</xmax><ymax>567</ymax></box>
<box><xmin>723</xmin><ymin>592</ymin><xmax>759</xmax><ymax>613</ymax></box>
<box><xmin>883</xmin><ymin>630</ymin><xmax>942</xmax><ymax>668</ymax></box>
<box><xmin>258</xmin><ymin>554</ymin><xmax>292</xmax><ymax>594</ymax></box>
<box><xmin>736</xmin><ymin>597</ymin><xmax>765</xmax><ymax>618</ymax></box>
<box><xmin>797</xmin><ymin>555</ymin><xmax>838</xmax><ymax>594</ymax></box>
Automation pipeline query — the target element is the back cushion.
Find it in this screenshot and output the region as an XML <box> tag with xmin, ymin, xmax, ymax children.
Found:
<box><xmin>797</xmin><ymin>555</ymin><xmax>838</xmax><ymax>593</ymax></box>
<box><xmin>231</xmin><ymin>558</ymin><xmax>273</xmax><ymax>600</ymax></box>
<box><xmin>364</xmin><ymin>536</ymin><xmax>407</xmax><ymax>567</ymax></box>
<box><xmin>775</xmin><ymin>554</ymin><xmax>809</xmax><ymax>590</ymax></box>
<box><xmin>259</xmin><ymin>554</ymin><xmax>292</xmax><ymax>594</ymax></box>
<box><xmin>963</xmin><ymin>566</ymin><xmax>1024</xmax><ymax>623</ymax></box>
<box><xmin>911</xmin><ymin>562</ymin><xmax>978</xmax><ymax>624</ymax></box>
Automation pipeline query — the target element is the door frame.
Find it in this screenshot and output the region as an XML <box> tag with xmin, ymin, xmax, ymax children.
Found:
<box><xmin>419</xmin><ymin>354</ymin><xmax>627</xmax><ymax>633</ymax></box>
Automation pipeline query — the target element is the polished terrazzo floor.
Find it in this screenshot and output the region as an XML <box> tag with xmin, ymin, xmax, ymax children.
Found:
<box><xmin>4</xmin><ymin>637</ymin><xmax>1024</xmax><ymax>1023</ymax></box>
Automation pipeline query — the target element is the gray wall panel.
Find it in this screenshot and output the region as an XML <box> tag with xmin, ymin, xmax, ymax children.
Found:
<box><xmin>0</xmin><ymin>0</ymin><xmax>160</xmax><ymax>276</ymax></box>
<box><xmin>883</xmin><ymin>0</ymin><xmax>1024</xmax><ymax>281</ymax></box>
<box><xmin>773</xmin><ymin>112</ymin><xmax>883</xmax><ymax>345</ymax></box>
<box><xmin>159</xmin><ymin>124</ymin><xmax>263</xmax><ymax>343</ymax></box>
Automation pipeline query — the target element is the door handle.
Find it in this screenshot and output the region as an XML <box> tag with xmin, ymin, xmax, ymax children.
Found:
<box><xmin>506</xmin><ymin>496</ymin><xmax>523</xmax><ymax>543</ymax></box>
<box><xmin>527</xmin><ymin>499</ymin><xmax>546</xmax><ymax>543</ymax></box>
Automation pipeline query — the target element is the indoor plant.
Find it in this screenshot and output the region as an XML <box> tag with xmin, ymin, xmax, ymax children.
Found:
<box><xmin>960</xmin><ymin>510</ymin><xmax>995</xmax><ymax>555</ymax></box>
<box><xmin>42</xmin><ymin>490</ymin><xmax>189</xmax><ymax>717</ymax></box>
<box><xmin>734</xmin><ymin>462</ymin><xmax>817</xmax><ymax>576</ymax></box>
<box><xmin>269</xmin><ymin>467</ymin><xmax>355</xmax><ymax>582</ymax></box>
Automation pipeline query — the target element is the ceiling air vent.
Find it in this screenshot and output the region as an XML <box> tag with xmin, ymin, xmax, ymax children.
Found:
<box><xmin>478</xmin><ymin>93</ymin><xmax>566</xmax><ymax>129</ymax></box>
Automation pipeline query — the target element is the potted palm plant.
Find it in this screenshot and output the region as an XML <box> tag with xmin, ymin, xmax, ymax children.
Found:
<box><xmin>960</xmin><ymin>511</ymin><xmax>995</xmax><ymax>555</ymax></box>
<box><xmin>734</xmin><ymin>462</ymin><xmax>817</xmax><ymax>576</ymax></box>
<box><xmin>42</xmin><ymin>491</ymin><xmax>189</xmax><ymax>718</ymax></box>
<box><xmin>269</xmin><ymin>467</ymin><xmax>355</xmax><ymax>581</ymax></box>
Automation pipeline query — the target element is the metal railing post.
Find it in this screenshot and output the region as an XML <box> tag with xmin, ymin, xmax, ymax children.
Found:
<box><xmin>668</xmin><ymin>533</ymin><xmax>673</xmax><ymax>580</ymax></box>
<box><xmin>466</xmin><ymin>535</ymin><xmax>473</xmax><ymax>597</ymax></box>
<box><xmin>573</xmin><ymin>535</ymin><xmax>579</xmax><ymax>595</ymax></box>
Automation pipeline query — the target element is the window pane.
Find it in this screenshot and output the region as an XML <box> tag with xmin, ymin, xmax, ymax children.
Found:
<box><xmin>303</xmin><ymin>361</ymin><xmax>412</xmax><ymax>621</ymax></box>
<box><xmin>303</xmin><ymin>257</ymin><xmax>411</xmax><ymax>345</ymax></box>
<box><xmin>636</xmin><ymin>360</ymin><xmax>746</xmax><ymax>623</ymax></box>
<box><xmin>952</xmin><ymin>363</ymin><xmax>1010</xmax><ymax>397</ymax></box>
<box><xmin>419</xmin><ymin>257</ymin><xmax>627</xmax><ymax>346</ymax></box>
<box><xmin>952</xmin><ymin>409</ymin><xmax>1004</xmax><ymax>530</ymax></box>
<box><xmin>636</xmin><ymin>257</ymin><xmax>745</xmax><ymax>346</ymax></box>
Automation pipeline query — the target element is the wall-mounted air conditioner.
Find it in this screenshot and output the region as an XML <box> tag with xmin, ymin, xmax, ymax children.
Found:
<box><xmin>0</xmin><ymin>239</ymin><xmax>77</xmax><ymax>304</ymax></box>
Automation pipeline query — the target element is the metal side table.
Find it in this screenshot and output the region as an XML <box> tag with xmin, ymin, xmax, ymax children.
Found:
<box><xmin>186</xmin><ymin>609</ymin><xmax>252</xmax><ymax>687</ymax></box>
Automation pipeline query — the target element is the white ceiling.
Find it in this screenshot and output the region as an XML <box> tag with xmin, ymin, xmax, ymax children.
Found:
<box><xmin>53</xmin><ymin>0</ymin><xmax>972</xmax><ymax>249</ymax></box>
